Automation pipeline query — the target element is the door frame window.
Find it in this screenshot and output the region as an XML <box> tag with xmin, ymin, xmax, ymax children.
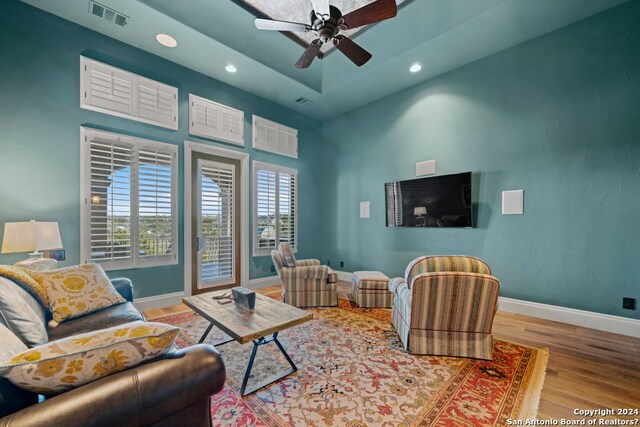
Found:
<box><xmin>184</xmin><ymin>140</ymin><xmax>249</xmax><ymax>296</ymax></box>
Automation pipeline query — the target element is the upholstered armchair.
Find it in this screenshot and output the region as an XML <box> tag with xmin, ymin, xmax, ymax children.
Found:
<box><xmin>389</xmin><ymin>256</ymin><xmax>500</xmax><ymax>360</ymax></box>
<box><xmin>271</xmin><ymin>243</ymin><xmax>338</xmax><ymax>308</ymax></box>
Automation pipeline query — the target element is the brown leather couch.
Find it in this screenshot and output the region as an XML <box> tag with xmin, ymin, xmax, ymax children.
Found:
<box><xmin>0</xmin><ymin>278</ymin><xmax>226</xmax><ymax>426</ymax></box>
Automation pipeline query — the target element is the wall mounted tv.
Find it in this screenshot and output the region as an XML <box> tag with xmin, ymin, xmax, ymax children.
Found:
<box><xmin>385</xmin><ymin>172</ymin><xmax>473</xmax><ymax>228</ymax></box>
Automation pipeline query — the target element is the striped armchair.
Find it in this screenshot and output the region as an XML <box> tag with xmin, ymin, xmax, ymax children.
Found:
<box><xmin>271</xmin><ymin>243</ymin><xmax>338</xmax><ymax>308</ymax></box>
<box><xmin>389</xmin><ymin>256</ymin><xmax>500</xmax><ymax>360</ymax></box>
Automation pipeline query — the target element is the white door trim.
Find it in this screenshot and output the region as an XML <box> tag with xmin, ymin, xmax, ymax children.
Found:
<box><xmin>184</xmin><ymin>140</ymin><xmax>249</xmax><ymax>296</ymax></box>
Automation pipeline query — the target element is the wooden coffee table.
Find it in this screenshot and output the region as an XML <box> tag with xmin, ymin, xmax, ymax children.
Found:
<box><xmin>182</xmin><ymin>290</ymin><xmax>312</xmax><ymax>396</ymax></box>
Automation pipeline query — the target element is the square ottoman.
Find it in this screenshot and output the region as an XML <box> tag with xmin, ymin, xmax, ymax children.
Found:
<box><xmin>351</xmin><ymin>271</ymin><xmax>393</xmax><ymax>308</ymax></box>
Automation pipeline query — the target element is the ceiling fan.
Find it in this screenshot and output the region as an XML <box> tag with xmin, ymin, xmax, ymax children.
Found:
<box><xmin>254</xmin><ymin>0</ymin><xmax>398</xmax><ymax>69</ymax></box>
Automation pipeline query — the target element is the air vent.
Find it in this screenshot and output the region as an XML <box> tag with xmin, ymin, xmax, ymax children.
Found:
<box><xmin>295</xmin><ymin>97</ymin><xmax>313</xmax><ymax>105</ymax></box>
<box><xmin>89</xmin><ymin>1</ymin><xmax>129</xmax><ymax>27</ymax></box>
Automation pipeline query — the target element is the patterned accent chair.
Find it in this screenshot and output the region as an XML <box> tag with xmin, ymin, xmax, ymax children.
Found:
<box><xmin>389</xmin><ymin>256</ymin><xmax>500</xmax><ymax>360</ymax></box>
<box><xmin>271</xmin><ymin>243</ymin><xmax>338</xmax><ymax>308</ymax></box>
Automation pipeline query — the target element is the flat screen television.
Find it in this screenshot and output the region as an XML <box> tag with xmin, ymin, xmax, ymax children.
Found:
<box><xmin>385</xmin><ymin>172</ymin><xmax>473</xmax><ymax>228</ymax></box>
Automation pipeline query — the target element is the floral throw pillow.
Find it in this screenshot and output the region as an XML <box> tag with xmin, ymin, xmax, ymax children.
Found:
<box><xmin>0</xmin><ymin>321</ymin><xmax>179</xmax><ymax>395</ymax></box>
<box><xmin>27</xmin><ymin>263</ymin><xmax>126</xmax><ymax>326</ymax></box>
<box><xmin>0</xmin><ymin>265</ymin><xmax>49</xmax><ymax>307</ymax></box>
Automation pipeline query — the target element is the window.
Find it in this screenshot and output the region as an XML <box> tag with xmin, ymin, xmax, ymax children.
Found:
<box><xmin>252</xmin><ymin>115</ymin><xmax>298</xmax><ymax>158</ymax></box>
<box><xmin>80</xmin><ymin>56</ymin><xmax>178</xmax><ymax>130</ymax></box>
<box><xmin>80</xmin><ymin>127</ymin><xmax>178</xmax><ymax>270</ymax></box>
<box><xmin>253</xmin><ymin>161</ymin><xmax>297</xmax><ymax>256</ymax></box>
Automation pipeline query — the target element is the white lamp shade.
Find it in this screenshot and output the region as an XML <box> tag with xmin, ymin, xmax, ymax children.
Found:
<box><xmin>414</xmin><ymin>206</ymin><xmax>427</xmax><ymax>216</ymax></box>
<box><xmin>2</xmin><ymin>221</ymin><xmax>63</xmax><ymax>254</ymax></box>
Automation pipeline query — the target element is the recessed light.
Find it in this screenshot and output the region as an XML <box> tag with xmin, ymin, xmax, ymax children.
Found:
<box><xmin>410</xmin><ymin>63</ymin><xmax>422</xmax><ymax>73</ymax></box>
<box><xmin>225</xmin><ymin>65</ymin><xmax>237</xmax><ymax>73</ymax></box>
<box><xmin>156</xmin><ymin>34</ymin><xmax>177</xmax><ymax>48</ymax></box>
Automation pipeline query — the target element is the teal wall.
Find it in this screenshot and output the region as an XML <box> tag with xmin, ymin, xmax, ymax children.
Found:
<box><xmin>0</xmin><ymin>1</ymin><xmax>324</xmax><ymax>298</ymax></box>
<box><xmin>320</xmin><ymin>1</ymin><xmax>640</xmax><ymax>319</ymax></box>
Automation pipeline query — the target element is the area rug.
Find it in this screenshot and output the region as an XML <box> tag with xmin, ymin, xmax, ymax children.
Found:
<box><xmin>156</xmin><ymin>296</ymin><xmax>548</xmax><ymax>426</ymax></box>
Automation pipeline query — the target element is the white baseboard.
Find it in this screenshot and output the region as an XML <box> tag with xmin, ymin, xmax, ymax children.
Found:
<box><xmin>135</xmin><ymin>276</ymin><xmax>280</xmax><ymax>311</ymax></box>
<box><xmin>498</xmin><ymin>297</ymin><xmax>640</xmax><ymax>338</ymax></box>
<box><xmin>247</xmin><ymin>275</ymin><xmax>281</xmax><ymax>289</ymax></box>
<box><xmin>334</xmin><ymin>270</ymin><xmax>640</xmax><ymax>338</ymax></box>
<box><xmin>135</xmin><ymin>291</ymin><xmax>185</xmax><ymax>311</ymax></box>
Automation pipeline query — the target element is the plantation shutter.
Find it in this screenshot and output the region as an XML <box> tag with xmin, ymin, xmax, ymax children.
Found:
<box><xmin>278</xmin><ymin>172</ymin><xmax>296</xmax><ymax>249</ymax></box>
<box><xmin>253</xmin><ymin>162</ymin><xmax>298</xmax><ymax>255</ymax></box>
<box><xmin>138</xmin><ymin>148</ymin><xmax>175</xmax><ymax>265</ymax></box>
<box><xmin>200</xmin><ymin>162</ymin><xmax>235</xmax><ymax>284</ymax></box>
<box><xmin>89</xmin><ymin>138</ymin><xmax>133</xmax><ymax>269</ymax></box>
<box><xmin>83</xmin><ymin>58</ymin><xmax>134</xmax><ymax>116</ymax></box>
<box><xmin>82</xmin><ymin>127</ymin><xmax>178</xmax><ymax>271</ymax></box>
<box><xmin>277</xmin><ymin>125</ymin><xmax>298</xmax><ymax>159</ymax></box>
<box><xmin>253</xmin><ymin>116</ymin><xmax>297</xmax><ymax>159</ymax></box>
<box><xmin>81</xmin><ymin>56</ymin><xmax>178</xmax><ymax>130</ymax></box>
<box><xmin>189</xmin><ymin>94</ymin><xmax>244</xmax><ymax>146</ymax></box>
<box><xmin>136</xmin><ymin>76</ymin><xmax>177</xmax><ymax>129</ymax></box>
<box><xmin>255</xmin><ymin>169</ymin><xmax>277</xmax><ymax>252</ymax></box>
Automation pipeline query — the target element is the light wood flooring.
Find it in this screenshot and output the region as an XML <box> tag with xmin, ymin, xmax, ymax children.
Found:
<box><xmin>145</xmin><ymin>282</ymin><xmax>640</xmax><ymax>422</ymax></box>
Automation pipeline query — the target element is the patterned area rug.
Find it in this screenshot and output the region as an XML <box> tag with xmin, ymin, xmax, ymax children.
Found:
<box><xmin>156</xmin><ymin>295</ymin><xmax>547</xmax><ymax>426</ymax></box>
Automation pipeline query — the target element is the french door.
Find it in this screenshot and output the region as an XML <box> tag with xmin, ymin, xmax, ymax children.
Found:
<box><xmin>191</xmin><ymin>154</ymin><xmax>241</xmax><ymax>294</ymax></box>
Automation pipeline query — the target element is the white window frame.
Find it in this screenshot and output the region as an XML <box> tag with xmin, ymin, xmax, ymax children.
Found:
<box><xmin>252</xmin><ymin>161</ymin><xmax>298</xmax><ymax>257</ymax></box>
<box><xmin>80</xmin><ymin>127</ymin><xmax>179</xmax><ymax>271</ymax></box>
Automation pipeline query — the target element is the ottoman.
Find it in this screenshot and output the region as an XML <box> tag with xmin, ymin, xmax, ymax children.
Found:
<box><xmin>351</xmin><ymin>271</ymin><xmax>393</xmax><ymax>308</ymax></box>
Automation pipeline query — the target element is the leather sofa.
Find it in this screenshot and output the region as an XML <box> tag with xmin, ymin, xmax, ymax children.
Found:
<box><xmin>0</xmin><ymin>277</ymin><xmax>226</xmax><ymax>426</ymax></box>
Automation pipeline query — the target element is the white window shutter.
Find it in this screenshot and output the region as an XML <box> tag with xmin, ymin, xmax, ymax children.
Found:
<box><xmin>219</xmin><ymin>105</ymin><xmax>244</xmax><ymax>144</ymax></box>
<box><xmin>136</xmin><ymin>77</ymin><xmax>177</xmax><ymax>130</ymax></box>
<box><xmin>252</xmin><ymin>115</ymin><xmax>298</xmax><ymax>159</ymax></box>
<box><xmin>80</xmin><ymin>56</ymin><xmax>178</xmax><ymax>130</ymax></box>
<box><xmin>81</xmin><ymin>57</ymin><xmax>134</xmax><ymax>117</ymax></box>
<box><xmin>81</xmin><ymin>127</ymin><xmax>178</xmax><ymax>271</ymax></box>
<box><xmin>252</xmin><ymin>161</ymin><xmax>298</xmax><ymax>256</ymax></box>
<box><xmin>189</xmin><ymin>94</ymin><xmax>244</xmax><ymax>146</ymax></box>
<box><xmin>253</xmin><ymin>116</ymin><xmax>278</xmax><ymax>152</ymax></box>
<box><xmin>277</xmin><ymin>125</ymin><xmax>298</xmax><ymax>159</ymax></box>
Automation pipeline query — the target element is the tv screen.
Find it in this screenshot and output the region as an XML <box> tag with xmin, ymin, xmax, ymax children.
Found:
<box><xmin>385</xmin><ymin>172</ymin><xmax>473</xmax><ymax>228</ymax></box>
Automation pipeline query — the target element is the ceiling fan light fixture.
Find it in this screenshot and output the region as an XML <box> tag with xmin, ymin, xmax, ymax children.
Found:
<box><xmin>225</xmin><ymin>64</ymin><xmax>238</xmax><ymax>73</ymax></box>
<box><xmin>155</xmin><ymin>33</ymin><xmax>177</xmax><ymax>48</ymax></box>
<box><xmin>410</xmin><ymin>63</ymin><xmax>422</xmax><ymax>73</ymax></box>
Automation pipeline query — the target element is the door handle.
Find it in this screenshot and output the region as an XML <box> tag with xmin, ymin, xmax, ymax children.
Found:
<box><xmin>196</xmin><ymin>236</ymin><xmax>206</xmax><ymax>253</ymax></box>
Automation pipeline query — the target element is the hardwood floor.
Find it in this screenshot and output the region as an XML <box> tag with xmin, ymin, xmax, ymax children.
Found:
<box><xmin>145</xmin><ymin>282</ymin><xmax>640</xmax><ymax>422</ymax></box>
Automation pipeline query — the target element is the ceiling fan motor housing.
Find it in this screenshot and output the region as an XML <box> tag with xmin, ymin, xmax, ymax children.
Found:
<box><xmin>310</xmin><ymin>5</ymin><xmax>344</xmax><ymax>43</ymax></box>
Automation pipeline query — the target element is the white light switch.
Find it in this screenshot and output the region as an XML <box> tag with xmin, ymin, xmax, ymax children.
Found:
<box><xmin>416</xmin><ymin>160</ymin><xmax>436</xmax><ymax>176</ymax></box>
<box><xmin>502</xmin><ymin>190</ymin><xmax>524</xmax><ymax>215</ymax></box>
<box><xmin>360</xmin><ymin>201</ymin><xmax>370</xmax><ymax>219</ymax></box>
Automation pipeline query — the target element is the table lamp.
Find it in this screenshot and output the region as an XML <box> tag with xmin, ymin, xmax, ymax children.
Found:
<box><xmin>414</xmin><ymin>206</ymin><xmax>427</xmax><ymax>226</ymax></box>
<box><xmin>1</xmin><ymin>220</ymin><xmax>63</xmax><ymax>259</ymax></box>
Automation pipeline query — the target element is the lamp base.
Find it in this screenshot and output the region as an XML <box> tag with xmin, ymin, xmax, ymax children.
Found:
<box><xmin>27</xmin><ymin>251</ymin><xmax>44</xmax><ymax>259</ymax></box>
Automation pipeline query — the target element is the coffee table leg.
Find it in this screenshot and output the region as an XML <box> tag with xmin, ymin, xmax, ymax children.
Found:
<box><xmin>198</xmin><ymin>322</ymin><xmax>234</xmax><ymax>346</ymax></box>
<box><xmin>240</xmin><ymin>332</ymin><xmax>298</xmax><ymax>397</ymax></box>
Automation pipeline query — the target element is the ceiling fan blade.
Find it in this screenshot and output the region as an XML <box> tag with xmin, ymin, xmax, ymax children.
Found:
<box><xmin>310</xmin><ymin>0</ymin><xmax>331</xmax><ymax>20</ymax></box>
<box><xmin>295</xmin><ymin>39</ymin><xmax>323</xmax><ymax>69</ymax></box>
<box><xmin>255</xmin><ymin>18</ymin><xmax>310</xmax><ymax>32</ymax></box>
<box><xmin>342</xmin><ymin>0</ymin><xmax>398</xmax><ymax>29</ymax></box>
<box><xmin>333</xmin><ymin>35</ymin><xmax>372</xmax><ymax>67</ymax></box>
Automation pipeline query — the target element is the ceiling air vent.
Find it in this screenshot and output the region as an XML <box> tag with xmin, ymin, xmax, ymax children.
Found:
<box><xmin>89</xmin><ymin>1</ymin><xmax>129</xmax><ymax>27</ymax></box>
<box><xmin>295</xmin><ymin>97</ymin><xmax>313</xmax><ymax>105</ymax></box>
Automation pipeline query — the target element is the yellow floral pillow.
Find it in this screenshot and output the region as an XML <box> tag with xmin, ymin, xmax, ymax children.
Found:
<box><xmin>27</xmin><ymin>263</ymin><xmax>126</xmax><ymax>326</ymax></box>
<box><xmin>0</xmin><ymin>265</ymin><xmax>49</xmax><ymax>306</ymax></box>
<box><xmin>0</xmin><ymin>321</ymin><xmax>179</xmax><ymax>394</ymax></box>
